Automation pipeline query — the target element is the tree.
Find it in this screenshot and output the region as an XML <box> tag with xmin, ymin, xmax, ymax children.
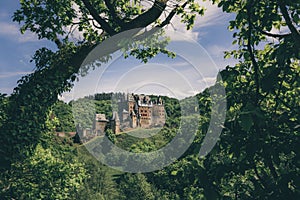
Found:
<box><xmin>200</xmin><ymin>0</ymin><xmax>300</xmax><ymax>198</ymax></box>
<box><xmin>136</xmin><ymin>0</ymin><xmax>299</xmax><ymax>198</ymax></box>
<box><xmin>52</xmin><ymin>100</ymin><xmax>76</xmax><ymax>132</ymax></box>
<box><xmin>118</xmin><ymin>173</ymin><xmax>156</xmax><ymax>200</ymax></box>
<box><xmin>0</xmin><ymin>0</ymin><xmax>205</xmax><ymax>169</ymax></box>
<box><xmin>0</xmin><ymin>141</ymin><xmax>87</xmax><ymax>199</ymax></box>
<box><xmin>2</xmin><ymin>0</ymin><xmax>298</xmax><ymax>198</ymax></box>
<box><xmin>74</xmin><ymin>148</ymin><xmax>121</xmax><ymax>199</ymax></box>
<box><xmin>0</xmin><ymin>94</ymin><xmax>8</xmax><ymax>128</ymax></box>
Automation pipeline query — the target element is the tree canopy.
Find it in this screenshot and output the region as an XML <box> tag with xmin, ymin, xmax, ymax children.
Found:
<box><xmin>0</xmin><ymin>0</ymin><xmax>204</xmax><ymax>167</ymax></box>
<box><xmin>0</xmin><ymin>0</ymin><xmax>299</xmax><ymax>199</ymax></box>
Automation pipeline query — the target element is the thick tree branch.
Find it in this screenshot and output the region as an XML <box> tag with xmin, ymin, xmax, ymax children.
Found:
<box><xmin>246</xmin><ymin>5</ymin><xmax>260</xmax><ymax>105</ymax></box>
<box><xmin>253</xmin><ymin>25</ymin><xmax>291</xmax><ymax>40</ymax></box>
<box><xmin>103</xmin><ymin>0</ymin><xmax>126</xmax><ymax>28</ymax></box>
<box><xmin>81</xmin><ymin>0</ymin><xmax>116</xmax><ymax>36</ymax></box>
<box><xmin>158</xmin><ymin>1</ymin><xmax>188</xmax><ymax>27</ymax></box>
<box><xmin>278</xmin><ymin>0</ymin><xmax>300</xmax><ymax>49</ymax></box>
<box><xmin>54</xmin><ymin>37</ymin><xmax>63</xmax><ymax>49</ymax></box>
<box><xmin>116</xmin><ymin>1</ymin><xmax>188</xmax><ymax>46</ymax></box>
<box><xmin>92</xmin><ymin>20</ymin><xmax>102</xmax><ymax>29</ymax></box>
<box><xmin>122</xmin><ymin>0</ymin><xmax>168</xmax><ymax>31</ymax></box>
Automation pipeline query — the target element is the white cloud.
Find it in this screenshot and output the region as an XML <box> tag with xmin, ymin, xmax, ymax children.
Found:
<box><xmin>0</xmin><ymin>71</ymin><xmax>32</xmax><ymax>78</ymax></box>
<box><xmin>207</xmin><ymin>44</ymin><xmax>230</xmax><ymax>58</ymax></box>
<box><xmin>0</xmin><ymin>22</ymin><xmax>18</xmax><ymax>34</ymax></box>
<box><xmin>58</xmin><ymin>92</ymin><xmax>74</xmax><ymax>102</ymax></box>
<box><xmin>163</xmin><ymin>0</ymin><xmax>231</xmax><ymax>42</ymax></box>
<box><xmin>163</xmin><ymin>61</ymin><xmax>190</xmax><ymax>67</ymax></box>
<box><xmin>197</xmin><ymin>76</ymin><xmax>216</xmax><ymax>85</ymax></box>
<box><xmin>194</xmin><ymin>0</ymin><xmax>230</xmax><ymax>29</ymax></box>
<box><xmin>0</xmin><ymin>87</ymin><xmax>15</xmax><ymax>94</ymax></box>
<box><xmin>62</xmin><ymin>2</ymin><xmax>85</xmax><ymax>41</ymax></box>
<box><xmin>206</xmin><ymin>44</ymin><xmax>238</xmax><ymax>69</ymax></box>
<box><xmin>0</xmin><ymin>21</ymin><xmax>39</xmax><ymax>43</ymax></box>
<box><xmin>0</xmin><ymin>12</ymin><xmax>9</xmax><ymax>18</ymax></box>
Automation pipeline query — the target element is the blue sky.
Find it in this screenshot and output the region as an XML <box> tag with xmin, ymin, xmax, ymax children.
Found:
<box><xmin>0</xmin><ymin>1</ymin><xmax>236</xmax><ymax>100</ymax></box>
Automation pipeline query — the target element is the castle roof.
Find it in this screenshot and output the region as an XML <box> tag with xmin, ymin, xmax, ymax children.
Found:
<box><xmin>138</xmin><ymin>102</ymin><xmax>153</xmax><ymax>107</ymax></box>
<box><xmin>111</xmin><ymin>111</ymin><xmax>120</xmax><ymax>121</ymax></box>
<box><xmin>95</xmin><ymin>114</ymin><xmax>109</xmax><ymax>122</ymax></box>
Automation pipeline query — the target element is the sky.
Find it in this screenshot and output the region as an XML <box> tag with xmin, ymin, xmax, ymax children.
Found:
<box><xmin>0</xmin><ymin>0</ymin><xmax>236</xmax><ymax>101</ymax></box>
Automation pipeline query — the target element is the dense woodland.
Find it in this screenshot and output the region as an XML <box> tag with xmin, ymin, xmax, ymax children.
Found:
<box><xmin>0</xmin><ymin>0</ymin><xmax>299</xmax><ymax>199</ymax></box>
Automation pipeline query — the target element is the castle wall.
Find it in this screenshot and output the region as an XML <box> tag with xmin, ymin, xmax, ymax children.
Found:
<box><xmin>113</xmin><ymin>121</ymin><xmax>120</xmax><ymax>134</ymax></box>
<box><xmin>138</xmin><ymin>106</ymin><xmax>152</xmax><ymax>128</ymax></box>
<box><xmin>151</xmin><ymin>105</ymin><xmax>165</xmax><ymax>126</ymax></box>
<box><xmin>111</xmin><ymin>111</ymin><xmax>120</xmax><ymax>134</ymax></box>
<box><xmin>122</xmin><ymin>111</ymin><xmax>129</xmax><ymax>121</ymax></box>
<box><xmin>131</xmin><ymin>115</ymin><xmax>137</xmax><ymax>128</ymax></box>
<box><xmin>128</xmin><ymin>101</ymin><xmax>135</xmax><ymax>114</ymax></box>
<box><xmin>112</xmin><ymin>93</ymin><xmax>166</xmax><ymax>133</ymax></box>
<box><xmin>94</xmin><ymin>121</ymin><xmax>107</xmax><ymax>136</ymax></box>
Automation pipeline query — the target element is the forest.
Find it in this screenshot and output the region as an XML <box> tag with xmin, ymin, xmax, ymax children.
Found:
<box><xmin>0</xmin><ymin>0</ymin><xmax>299</xmax><ymax>199</ymax></box>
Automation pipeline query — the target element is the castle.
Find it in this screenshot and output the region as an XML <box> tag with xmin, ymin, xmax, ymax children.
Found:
<box><xmin>112</xmin><ymin>93</ymin><xmax>166</xmax><ymax>133</ymax></box>
<box><xmin>78</xmin><ymin>93</ymin><xmax>166</xmax><ymax>142</ymax></box>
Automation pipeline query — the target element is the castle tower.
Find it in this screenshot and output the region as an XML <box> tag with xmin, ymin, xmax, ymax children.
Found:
<box><xmin>94</xmin><ymin>114</ymin><xmax>109</xmax><ymax>136</ymax></box>
<box><xmin>111</xmin><ymin>111</ymin><xmax>120</xmax><ymax>134</ymax></box>
<box><xmin>138</xmin><ymin>105</ymin><xmax>152</xmax><ymax>128</ymax></box>
<box><xmin>116</xmin><ymin>93</ymin><xmax>166</xmax><ymax>130</ymax></box>
<box><xmin>128</xmin><ymin>101</ymin><xmax>135</xmax><ymax>115</ymax></box>
<box><xmin>130</xmin><ymin>110</ymin><xmax>137</xmax><ymax>128</ymax></box>
<box><xmin>122</xmin><ymin>109</ymin><xmax>129</xmax><ymax>121</ymax></box>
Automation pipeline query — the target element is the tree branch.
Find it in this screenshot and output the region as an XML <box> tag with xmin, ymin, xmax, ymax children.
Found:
<box><xmin>254</xmin><ymin>25</ymin><xmax>291</xmax><ymax>40</ymax></box>
<box><xmin>54</xmin><ymin>37</ymin><xmax>63</xmax><ymax>49</ymax></box>
<box><xmin>103</xmin><ymin>0</ymin><xmax>126</xmax><ymax>28</ymax></box>
<box><xmin>81</xmin><ymin>0</ymin><xmax>116</xmax><ymax>36</ymax></box>
<box><xmin>122</xmin><ymin>0</ymin><xmax>168</xmax><ymax>31</ymax></box>
<box><xmin>92</xmin><ymin>20</ymin><xmax>102</xmax><ymax>29</ymax></box>
<box><xmin>158</xmin><ymin>1</ymin><xmax>189</xmax><ymax>28</ymax></box>
<box><xmin>123</xmin><ymin>1</ymin><xmax>188</xmax><ymax>44</ymax></box>
<box><xmin>246</xmin><ymin>4</ymin><xmax>260</xmax><ymax>105</ymax></box>
<box><xmin>278</xmin><ymin>0</ymin><xmax>300</xmax><ymax>49</ymax></box>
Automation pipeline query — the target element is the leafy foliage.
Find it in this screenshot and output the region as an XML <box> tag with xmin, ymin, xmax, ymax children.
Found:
<box><xmin>52</xmin><ymin>101</ymin><xmax>76</xmax><ymax>132</ymax></box>
<box><xmin>0</xmin><ymin>135</ymin><xmax>87</xmax><ymax>199</ymax></box>
<box><xmin>2</xmin><ymin>0</ymin><xmax>203</xmax><ymax>168</ymax></box>
<box><xmin>118</xmin><ymin>173</ymin><xmax>156</xmax><ymax>200</ymax></box>
<box><xmin>74</xmin><ymin>147</ymin><xmax>121</xmax><ymax>199</ymax></box>
<box><xmin>1</xmin><ymin>0</ymin><xmax>299</xmax><ymax>199</ymax></box>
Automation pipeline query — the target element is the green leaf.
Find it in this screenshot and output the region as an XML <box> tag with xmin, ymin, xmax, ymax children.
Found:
<box><xmin>171</xmin><ymin>170</ymin><xmax>178</xmax><ymax>176</ymax></box>
<box><xmin>239</xmin><ymin>114</ymin><xmax>253</xmax><ymax>132</ymax></box>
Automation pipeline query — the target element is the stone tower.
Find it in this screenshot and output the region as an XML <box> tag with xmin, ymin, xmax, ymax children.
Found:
<box><xmin>130</xmin><ymin>110</ymin><xmax>137</xmax><ymax>128</ymax></box>
<box><xmin>94</xmin><ymin>114</ymin><xmax>109</xmax><ymax>136</ymax></box>
<box><xmin>115</xmin><ymin>93</ymin><xmax>166</xmax><ymax>131</ymax></box>
<box><xmin>111</xmin><ymin>111</ymin><xmax>120</xmax><ymax>134</ymax></box>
